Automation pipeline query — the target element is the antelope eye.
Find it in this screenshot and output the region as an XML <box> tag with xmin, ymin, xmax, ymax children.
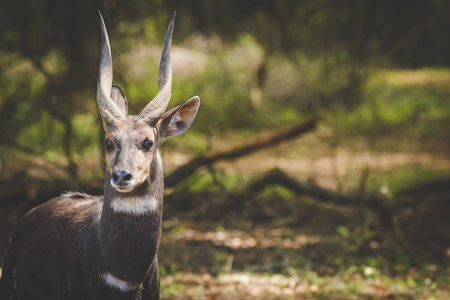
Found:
<box><xmin>105</xmin><ymin>140</ymin><xmax>114</xmax><ymax>151</ymax></box>
<box><xmin>142</xmin><ymin>139</ymin><xmax>153</xmax><ymax>150</ymax></box>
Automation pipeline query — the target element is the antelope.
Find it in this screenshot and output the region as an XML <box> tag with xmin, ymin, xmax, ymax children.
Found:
<box><xmin>0</xmin><ymin>11</ymin><xmax>199</xmax><ymax>300</ymax></box>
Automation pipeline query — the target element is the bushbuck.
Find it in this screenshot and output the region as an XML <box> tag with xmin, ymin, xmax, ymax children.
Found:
<box><xmin>0</xmin><ymin>11</ymin><xmax>199</xmax><ymax>300</ymax></box>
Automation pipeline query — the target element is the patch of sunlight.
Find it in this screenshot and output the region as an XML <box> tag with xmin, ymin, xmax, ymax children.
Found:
<box><xmin>375</xmin><ymin>68</ymin><xmax>450</xmax><ymax>89</ymax></box>
<box><xmin>219</xmin><ymin>272</ymin><xmax>297</xmax><ymax>287</ymax></box>
<box><xmin>160</xmin><ymin>270</ymin><xmax>449</xmax><ymax>299</ymax></box>
<box><xmin>166</xmin><ymin>227</ymin><xmax>322</xmax><ymax>250</ymax></box>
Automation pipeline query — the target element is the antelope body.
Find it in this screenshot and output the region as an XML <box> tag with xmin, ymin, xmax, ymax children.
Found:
<box><xmin>0</xmin><ymin>12</ymin><xmax>199</xmax><ymax>300</ymax></box>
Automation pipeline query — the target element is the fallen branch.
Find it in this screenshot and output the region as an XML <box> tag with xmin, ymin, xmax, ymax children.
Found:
<box><xmin>235</xmin><ymin>168</ymin><xmax>393</xmax><ymax>229</ymax></box>
<box><xmin>239</xmin><ymin>168</ymin><xmax>347</xmax><ymax>204</ymax></box>
<box><xmin>165</xmin><ymin>119</ymin><xmax>318</xmax><ymax>187</ymax></box>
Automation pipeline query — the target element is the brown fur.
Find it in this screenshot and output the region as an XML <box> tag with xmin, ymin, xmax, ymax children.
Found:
<box><xmin>0</xmin><ymin>12</ymin><xmax>199</xmax><ymax>300</ymax></box>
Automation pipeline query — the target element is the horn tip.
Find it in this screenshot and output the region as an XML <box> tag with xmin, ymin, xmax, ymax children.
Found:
<box><xmin>169</xmin><ymin>12</ymin><xmax>176</xmax><ymax>28</ymax></box>
<box><xmin>98</xmin><ymin>10</ymin><xmax>110</xmax><ymax>48</ymax></box>
<box><xmin>98</xmin><ymin>10</ymin><xmax>104</xmax><ymax>22</ymax></box>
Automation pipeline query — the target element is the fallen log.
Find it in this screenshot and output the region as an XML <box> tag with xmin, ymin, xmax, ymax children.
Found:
<box><xmin>234</xmin><ymin>168</ymin><xmax>393</xmax><ymax>229</ymax></box>
<box><xmin>165</xmin><ymin>119</ymin><xmax>318</xmax><ymax>188</ymax></box>
<box><xmin>240</xmin><ymin>168</ymin><xmax>347</xmax><ymax>204</ymax></box>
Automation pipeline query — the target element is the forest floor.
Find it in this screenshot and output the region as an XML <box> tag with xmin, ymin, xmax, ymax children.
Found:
<box><xmin>157</xmin><ymin>209</ymin><xmax>449</xmax><ymax>299</ymax></box>
<box><xmin>1</xmin><ymin>134</ymin><xmax>450</xmax><ymax>299</ymax></box>
<box><xmin>157</xmin><ymin>136</ymin><xmax>450</xmax><ymax>299</ymax></box>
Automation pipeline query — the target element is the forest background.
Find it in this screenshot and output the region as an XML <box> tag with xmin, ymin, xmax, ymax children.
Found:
<box><xmin>0</xmin><ymin>1</ymin><xmax>449</xmax><ymax>299</ymax></box>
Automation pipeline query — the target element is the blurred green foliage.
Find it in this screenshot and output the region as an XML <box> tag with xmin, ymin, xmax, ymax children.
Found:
<box><xmin>1</xmin><ymin>3</ymin><xmax>449</xmax><ymax>298</ymax></box>
<box><xmin>0</xmin><ymin>0</ymin><xmax>449</xmax><ymax>180</ymax></box>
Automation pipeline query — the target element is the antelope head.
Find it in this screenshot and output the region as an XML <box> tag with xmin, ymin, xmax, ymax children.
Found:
<box><xmin>97</xmin><ymin>12</ymin><xmax>200</xmax><ymax>193</ymax></box>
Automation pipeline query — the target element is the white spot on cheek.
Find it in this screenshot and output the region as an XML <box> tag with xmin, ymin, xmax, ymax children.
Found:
<box><xmin>101</xmin><ymin>272</ymin><xmax>133</xmax><ymax>292</ymax></box>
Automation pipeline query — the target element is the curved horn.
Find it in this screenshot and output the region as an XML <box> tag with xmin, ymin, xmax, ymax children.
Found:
<box><xmin>139</xmin><ymin>12</ymin><xmax>176</xmax><ymax>124</ymax></box>
<box><xmin>97</xmin><ymin>11</ymin><xmax>123</xmax><ymax>126</ymax></box>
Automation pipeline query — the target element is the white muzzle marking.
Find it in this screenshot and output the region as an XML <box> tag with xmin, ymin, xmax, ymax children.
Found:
<box><xmin>110</xmin><ymin>179</ymin><xmax>136</xmax><ymax>193</ymax></box>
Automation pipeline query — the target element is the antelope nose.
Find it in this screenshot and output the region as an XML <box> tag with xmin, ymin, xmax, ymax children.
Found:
<box><xmin>112</xmin><ymin>170</ymin><xmax>132</xmax><ymax>187</ymax></box>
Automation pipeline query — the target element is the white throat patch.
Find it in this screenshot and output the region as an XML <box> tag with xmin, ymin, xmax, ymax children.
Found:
<box><xmin>109</xmin><ymin>196</ymin><xmax>157</xmax><ymax>215</ymax></box>
<box><xmin>101</xmin><ymin>272</ymin><xmax>133</xmax><ymax>292</ymax></box>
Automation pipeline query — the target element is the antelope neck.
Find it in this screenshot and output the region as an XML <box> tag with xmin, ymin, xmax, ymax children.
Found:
<box><xmin>105</xmin><ymin>179</ymin><xmax>158</xmax><ymax>216</ymax></box>
<box><xmin>97</xmin><ymin>152</ymin><xmax>164</xmax><ymax>287</ymax></box>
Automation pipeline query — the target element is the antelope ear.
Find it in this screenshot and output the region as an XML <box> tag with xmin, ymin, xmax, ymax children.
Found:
<box><xmin>160</xmin><ymin>96</ymin><xmax>200</xmax><ymax>141</ymax></box>
<box><xmin>110</xmin><ymin>85</ymin><xmax>128</xmax><ymax>116</ymax></box>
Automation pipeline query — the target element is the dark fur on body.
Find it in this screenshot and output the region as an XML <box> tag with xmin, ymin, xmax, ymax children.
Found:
<box><xmin>0</xmin><ymin>155</ymin><xmax>164</xmax><ymax>300</ymax></box>
<box><xmin>0</xmin><ymin>11</ymin><xmax>199</xmax><ymax>300</ymax></box>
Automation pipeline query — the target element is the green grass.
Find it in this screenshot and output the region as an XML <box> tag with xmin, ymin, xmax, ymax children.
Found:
<box><xmin>334</xmin><ymin>68</ymin><xmax>450</xmax><ymax>142</ymax></box>
<box><xmin>369</xmin><ymin>167</ymin><xmax>450</xmax><ymax>195</ymax></box>
<box><xmin>160</xmin><ymin>269</ymin><xmax>448</xmax><ymax>299</ymax></box>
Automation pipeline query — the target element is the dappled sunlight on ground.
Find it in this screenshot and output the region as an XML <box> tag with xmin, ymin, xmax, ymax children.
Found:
<box><xmin>215</xmin><ymin>150</ymin><xmax>450</xmax><ymax>189</ymax></box>
<box><xmin>158</xmin><ymin>216</ymin><xmax>449</xmax><ymax>299</ymax></box>
<box><xmin>165</xmin><ymin>226</ymin><xmax>322</xmax><ymax>250</ymax></box>
<box><xmin>161</xmin><ymin>270</ymin><xmax>447</xmax><ymax>299</ymax></box>
<box><xmin>379</xmin><ymin>69</ymin><xmax>450</xmax><ymax>89</ymax></box>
